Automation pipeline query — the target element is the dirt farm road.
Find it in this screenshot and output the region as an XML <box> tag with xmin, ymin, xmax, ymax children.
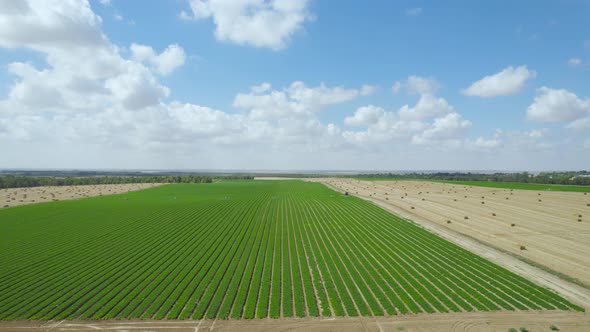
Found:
<box><xmin>0</xmin><ymin>311</ymin><xmax>588</xmax><ymax>332</ymax></box>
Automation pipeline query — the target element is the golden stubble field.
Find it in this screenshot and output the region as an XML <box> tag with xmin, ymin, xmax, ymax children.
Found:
<box><xmin>314</xmin><ymin>179</ymin><xmax>590</xmax><ymax>287</ymax></box>
<box><xmin>0</xmin><ymin>183</ymin><xmax>162</xmax><ymax>208</ymax></box>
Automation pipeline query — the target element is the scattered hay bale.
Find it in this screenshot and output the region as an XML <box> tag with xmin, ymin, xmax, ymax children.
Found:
<box><xmin>538</xmin><ymin>199</ymin><xmax>542</xmax><ymax>202</ymax></box>
<box><xmin>453</xmin><ymin>199</ymin><xmax>457</xmax><ymax>202</ymax></box>
<box><xmin>446</xmin><ymin>220</ymin><xmax>452</xmax><ymax>224</ymax></box>
<box><xmin>578</xmin><ymin>219</ymin><xmax>582</xmax><ymax>222</ymax></box>
<box><xmin>421</xmin><ymin>198</ymin><xmax>425</xmax><ymax>201</ymax></box>
<box><xmin>520</xmin><ymin>245</ymin><xmax>526</xmax><ymax>250</ymax></box>
<box><xmin>511</xmin><ymin>223</ymin><xmax>516</xmax><ymax>227</ymax></box>
<box><xmin>385</xmin><ymin>197</ymin><xmax>388</xmax><ymax>200</ymax></box>
<box><xmin>464</xmin><ymin>216</ymin><xmax>469</xmax><ymax>220</ymax></box>
<box><xmin>411</xmin><ymin>206</ymin><xmax>415</xmax><ymax>210</ymax></box>
<box><xmin>492</xmin><ymin>213</ymin><xmax>496</xmax><ymax>216</ymax></box>
<box><xmin>579</xmin><ymin>214</ymin><xmax>582</xmax><ymax>218</ymax></box>
<box><xmin>481</xmin><ymin>201</ymin><xmax>485</xmax><ymax>204</ymax></box>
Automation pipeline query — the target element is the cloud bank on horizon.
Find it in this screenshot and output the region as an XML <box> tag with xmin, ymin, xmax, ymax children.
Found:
<box><xmin>0</xmin><ymin>0</ymin><xmax>589</xmax><ymax>170</ymax></box>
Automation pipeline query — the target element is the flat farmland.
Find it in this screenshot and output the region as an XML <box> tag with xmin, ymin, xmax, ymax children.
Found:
<box><xmin>0</xmin><ymin>181</ymin><xmax>583</xmax><ymax>321</ymax></box>
<box><xmin>317</xmin><ymin>179</ymin><xmax>590</xmax><ymax>288</ymax></box>
<box><xmin>1</xmin><ymin>183</ymin><xmax>162</xmax><ymax>208</ymax></box>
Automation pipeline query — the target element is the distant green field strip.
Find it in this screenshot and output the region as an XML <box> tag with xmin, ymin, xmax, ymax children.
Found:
<box><xmin>354</xmin><ymin>178</ymin><xmax>590</xmax><ymax>192</ymax></box>
<box><xmin>0</xmin><ymin>181</ymin><xmax>583</xmax><ymax>320</ymax></box>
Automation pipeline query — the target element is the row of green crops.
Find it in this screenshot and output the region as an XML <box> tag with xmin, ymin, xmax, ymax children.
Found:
<box><xmin>0</xmin><ymin>181</ymin><xmax>583</xmax><ymax>320</ymax></box>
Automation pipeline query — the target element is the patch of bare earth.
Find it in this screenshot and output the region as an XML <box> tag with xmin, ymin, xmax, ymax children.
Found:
<box><xmin>311</xmin><ymin>178</ymin><xmax>590</xmax><ymax>310</ymax></box>
<box><xmin>0</xmin><ymin>183</ymin><xmax>163</xmax><ymax>208</ymax></box>
<box><xmin>0</xmin><ymin>311</ymin><xmax>588</xmax><ymax>331</ymax></box>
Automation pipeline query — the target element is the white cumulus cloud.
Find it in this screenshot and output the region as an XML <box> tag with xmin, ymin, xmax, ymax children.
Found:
<box><xmin>462</xmin><ymin>65</ymin><xmax>536</xmax><ymax>97</ymax></box>
<box><xmin>130</xmin><ymin>43</ymin><xmax>186</xmax><ymax>75</ymax></box>
<box><xmin>412</xmin><ymin>113</ymin><xmax>471</xmax><ymax>145</ymax></box>
<box><xmin>527</xmin><ymin>87</ymin><xmax>590</xmax><ymax>123</ymax></box>
<box><xmin>234</xmin><ymin>81</ymin><xmax>365</xmax><ymax>120</ymax></box>
<box><xmin>182</xmin><ymin>0</ymin><xmax>311</xmax><ymax>50</ymax></box>
<box><xmin>399</xmin><ymin>94</ymin><xmax>453</xmax><ymax>121</ymax></box>
<box><xmin>405</xmin><ymin>75</ymin><xmax>440</xmax><ymax>95</ymax></box>
<box><xmin>345</xmin><ymin>105</ymin><xmax>385</xmax><ymax>126</ymax></box>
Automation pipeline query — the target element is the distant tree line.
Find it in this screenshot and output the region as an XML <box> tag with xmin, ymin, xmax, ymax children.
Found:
<box><xmin>354</xmin><ymin>171</ymin><xmax>590</xmax><ymax>186</ymax></box>
<box><xmin>0</xmin><ymin>175</ymin><xmax>253</xmax><ymax>189</ymax></box>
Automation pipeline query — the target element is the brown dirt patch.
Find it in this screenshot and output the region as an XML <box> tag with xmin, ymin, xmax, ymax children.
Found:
<box><xmin>0</xmin><ymin>311</ymin><xmax>587</xmax><ymax>331</ymax></box>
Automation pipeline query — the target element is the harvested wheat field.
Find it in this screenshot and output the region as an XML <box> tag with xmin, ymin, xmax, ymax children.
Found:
<box><xmin>0</xmin><ymin>183</ymin><xmax>162</xmax><ymax>208</ymax></box>
<box><xmin>314</xmin><ymin>179</ymin><xmax>590</xmax><ymax>288</ymax></box>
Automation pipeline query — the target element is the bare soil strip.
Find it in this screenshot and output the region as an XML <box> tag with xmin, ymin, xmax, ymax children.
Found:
<box><xmin>1</xmin><ymin>183</ymin><xmax>162</xmax><ymax>208</ymax></box>
<box><xmin>1</xmin><ymin>311</ymin><xmax>588</xmax><ymax>331</ymax></box>
<box><xmin>313</xmin><ymin>179</ymin><xmax>590</xmax><ymax>310</ymax></box>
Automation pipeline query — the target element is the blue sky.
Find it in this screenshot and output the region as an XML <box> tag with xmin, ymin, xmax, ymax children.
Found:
<box><xmin>0</xmin><ymin>0</ymin><xmax>589</xmax><ymax>170</ymax></box>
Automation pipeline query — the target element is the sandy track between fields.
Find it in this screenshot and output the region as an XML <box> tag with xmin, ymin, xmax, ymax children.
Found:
<box><xmin>0</xmin><ymin>183</ymin><xmax>163</xmax><ymax>208</ymax></box>
<box><xmin>0</xmin><ymin>311</ymin><xmax>588</xmax><ymax>331</ymax></box>
<box><xmin>311</xmin><ymin>178</ymin><xmax>590</xmax><ymax>309</ymax></box>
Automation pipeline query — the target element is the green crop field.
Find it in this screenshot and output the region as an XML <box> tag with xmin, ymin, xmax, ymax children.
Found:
<box><xmin>0</xmin><ymin>181</ymin><xmax>582</xmax><ymax>320</ymax></box>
